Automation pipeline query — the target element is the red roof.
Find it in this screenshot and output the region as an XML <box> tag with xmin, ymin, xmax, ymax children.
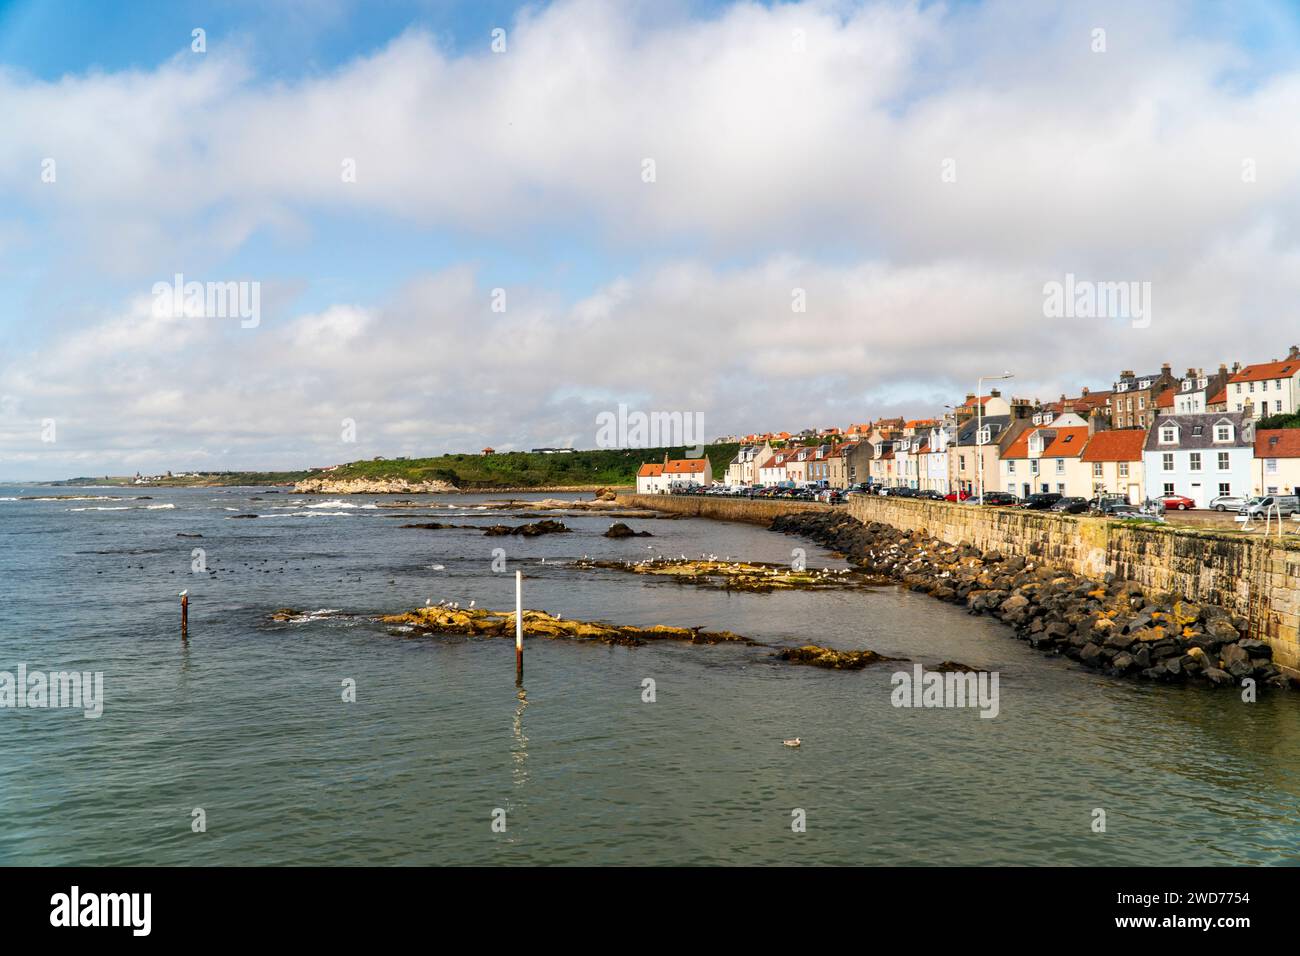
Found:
<box><xmin>1082</xmin><ymin>429</ymin><xmax>1146</xmax><ymax>462</ymax></box>
<box><xmin>664</xmin><ymin>458</ymin><xmax>708</xmax><ymax>474</ymax></box>
<box><xmin>638</xmin><ymin>463</ymin><xmax>664</xmax><ymax>477</ymax></box>
<box><xmin>1004</xmin><ymin>426</ymin><xmax>1090</xmax><ymax>459</ymax></box>
<box><xmin>1230</xmin><ymin>359</ymin><xmax>1300</xmax><ymax>384</ymax></box>
<box><xmin>1255</xmin><ymin>429</ymin><xmax>1300</xmax><ymax>459</ymax></box>
<box><xmin>1208</xmin><ymin>387</ymin><xmax>1227</xmax><ymax>406</ymax></box>
<box><xmin>1156</xmin><ymin>390</ymin><xmax>1174</xmax><ymax>408</ymax></box>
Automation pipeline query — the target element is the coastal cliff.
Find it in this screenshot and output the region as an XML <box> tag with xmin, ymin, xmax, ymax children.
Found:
<box><xmin>293</xmin><ymin>476</ymin><xmax>459</xmax><ymax>494</ymax></box>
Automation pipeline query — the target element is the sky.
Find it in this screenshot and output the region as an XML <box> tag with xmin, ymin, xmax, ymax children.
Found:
<box><xmin>3</xmin><ymin>0</ymin><xmax>1300</xmax><ymax>479</ymax></box>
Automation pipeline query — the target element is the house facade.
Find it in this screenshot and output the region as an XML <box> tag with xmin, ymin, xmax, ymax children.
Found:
<box><xmin>999</xmin><ymin>425</ymin><xmax>1091</xmax><ymax>498</ymax></box>
<box><xmin>1253</xmin><ymin>430</ymin><xmax>1300</xmax><ymax>497</ymax></box>
<box><xmin>1226</xmin><ymin>347</ymin><xmax>1300</xmax><ymax>421</ymax></box>
<box><xmin>1142</xmin><ymin>413</ymin><xmax>1254</xmax><ymax>508</ymax></box>
<box><xmin>1112</xmin><ymin>364</ymin><xmax>1177</xmax><ymax>430</ymax></box>
<box><xmin>1080</xmin><ymin>429</ymin><xmax>1146</xmax><ymax>503</ymax></box>
<box><xmin>636</xmin><ymin>463</ymin><xmax>669</xmax><ymax>494</ymax></box>
<box><xmin>663</xmin><ymin>456</ymin><xmax>713</xmax><ymax>488</ymax></box>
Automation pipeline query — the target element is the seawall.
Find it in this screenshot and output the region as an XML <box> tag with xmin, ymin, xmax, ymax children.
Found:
<box><xmin>616</xmin><ymin>493</ymin><xmax>833</xmax><ymax>524</ymax></box>
<box><xmin>619</xmin><ymin>492</ymin><xmax>1300</xmax><ymax>672</ymax></box>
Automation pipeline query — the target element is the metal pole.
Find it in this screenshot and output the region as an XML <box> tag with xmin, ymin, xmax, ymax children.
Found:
<box><xmin>515</xmin><ymin>570</ymin><xmax>523</xmax><ymax>683</ymax></box>
<box><xmin>180</xmin><ymin>590</ymin><xmax>189</xmax><ymax>639</ymax></box>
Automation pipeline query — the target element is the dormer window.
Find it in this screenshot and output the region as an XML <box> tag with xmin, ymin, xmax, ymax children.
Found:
<box><xmin>1140</xmin><ymin>380</ymin><xmax>1151</xmax><ymax>389</ymax></box>
<box><xmin>977</xmin><ymin>426</ymin><xmax>991</xmax><ymax>445</ymax></box>
<box><xmin>1159</xmin><ymin>426</ymin><xmax>1177</xmax><ymax>444</ymax></box>
<box><xmin>1182</xmin><ymin>380</ymin><xmax>1192</xmax><ymax>391</ymax></box>
<box><xmin>1198</xmin><ymin>378</ymin><xmax>1207</xmax><ymax>389</ymax></box>
<box><xmin>1215</xmin><ymin>424</ymin><xmax>1232</xmax><ymax>442</ymax></box>
<box><xmin>1117</xmin><ymin>382</ymin><xmax>1129</xmax><ymax>392</ymax></box>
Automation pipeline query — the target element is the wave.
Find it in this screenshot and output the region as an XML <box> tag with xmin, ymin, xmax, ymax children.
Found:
<box><xmin>69</xmin><ymin>506</ymin><xmax>131</xmax><ymax>512</ymax></box>
<box><xmin>228</xmin><ymin>511</ymin><xmax>353</xmax><ymax>519</ymax></box>
<box><xmin>146</xmin><ymin>503</ymin><xmax>175</xmax><ymax>510</ymax></box>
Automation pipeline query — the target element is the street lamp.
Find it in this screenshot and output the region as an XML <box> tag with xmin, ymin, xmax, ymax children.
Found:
<box><xmin>977</xmin><ymin>372</ymin><xmax>1014</xmax><ymax>504</ymax></box>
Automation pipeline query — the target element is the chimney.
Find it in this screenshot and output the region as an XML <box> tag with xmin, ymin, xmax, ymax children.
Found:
<box><xmin>990</xmin><ymin>388</ymin><xmax>1000</xmax><ymax>398</ymax></box>
<box><xmin>1219</xmin><ymin>363</ymin><xmax>1228</xmax><ymax>376</ymax></box>
<box><xmin>1290</xmin><ymin>345</ymin><xmax>1299</xmax><ymax>360</ymax></box>
<box><xmin>1120</xmin><ymin>370</ymin><xmax>1134</xmax><ymax>378</ymax></box>
<box><xmin>1081</xmin><ymin>387</ymin><xmax>1090</xmax><ymax>396</ymax></box>
<box><xmin>1232</xmin><ymin>361</ymin><xmax>1241</xmax><ymax>373</ymax></box>
<box><xmin>1088</xmin><ymin>408</ymin><xmax>1108</xmax><ymax>435</ymax></box>
<box><xmin>1161</xmin><ymin>362</ymin><xmax>1171</xmax><ymax>375</ymax></box>
<box><xmin>1186</xmin><ymin>367</ymin><xmax>1196</xmax><ymax>379</ymax></box>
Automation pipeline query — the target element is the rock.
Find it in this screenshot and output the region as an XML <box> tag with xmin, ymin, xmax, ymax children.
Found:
<box><xmin>1080</xmin><ymin>643</ymin><xmax>1103</xmax><ymax>667</ymax></box>
<box><xmin>1202</xmin><ymin>667</ymin><xmax>1233</xmax><ymax>686</ymax></box>
<box><xmin>1104</xmin><ymin>632</ymin><xmax>1137</xmax><ymax>651</ymax></box>
<box><xmin>484</xmin><ymin>519</ymin><xmax>571</xmax><ymax>537</ymax></box>
<box><xmin>294</xmin><ymin>477</ymin><xmax>458</xmax><ymax>494</ymax></box>
<box><xmin>1172</xmin><ymin>600</ymin><xmax>1202</xmax><ymax>627</ymax></box>
<box><xmin>1109</xmin><ymin>652</ymin><xmax>1136</xmax><ymax>674</ymax></box>
<box><xmin>1237</xmin><ymin>639</ymin><xmax>1273</xmax><ymax>660</ymax></box>
<box><xmin>603</xmin><ymin>522</ymin><xmax>652</xmax><ymax>539</ymax></box>
<box><xmin>270</xmin><ymin>608</ymin><xmax>300</xmax><ymax>621</ymax></box>
<box><xmin>774</xmin><ymin>644</ymin><xmax>902</xmax><ymax>670</ymax></box>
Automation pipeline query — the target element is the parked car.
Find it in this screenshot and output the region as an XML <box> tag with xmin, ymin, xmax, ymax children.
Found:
<box><xmin>1019</xmin><ymin>492</ymin><xmax>1063</xmax><ymax>510</ymax></box>
<box><xmin>1106</xmin><ymin>504</ymin><xmax>1166</xmax><ymax>523</ymax></box>
<box><xmin>1089</xmin><ymin>495</ymin><xmax>1131</xmax><ymax>515</ymax></box>
<box><xmin>981</xmin><ymin>491</ymin><xmax>1019</xmax><ymax>506</ymax></box>
<box><xmin>1209</xmin><ymin>494</ymin><xmax>1248</xmax><ymax>512</ymax></box>
<box><xmin>944</xmin><ymin>490</ymin><xmax>973</xmax><ymax>502</ymax></box>
<box><xmin>1051</xmin><ymin>496</ymin><xmax>1090</xmax><ymax>514</ymax></box>
<box><xmin>1238</xmin><ymin>495</ymin><xmax>1300</xmax><ymax>518</ymax></box>
<box><xmin>1158</xmin><ymin>494</ymin><xmax>1196</xmax><ymax>511</ymax></box>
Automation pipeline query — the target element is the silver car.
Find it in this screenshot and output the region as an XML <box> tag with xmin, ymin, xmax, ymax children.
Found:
<box><xmin>1209</xmin><ymin>494</ymin><xmax>1248</xmax><ymax>512</ymax></box>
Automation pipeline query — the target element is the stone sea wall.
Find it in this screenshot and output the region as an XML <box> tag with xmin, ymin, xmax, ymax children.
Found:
<box><xmin>616</xmin><ymin>493</ymin><xmax>833</xmax><ymax>524</ymax></box>
<box><xmin>846</xmin><ymin>496</ymin><xmax>1300</xmax><ymax>673</ymax></box>
<box><xmin>617</xmin><ymin>492</ymin><xmax>1300</xmax><ymax>672</ymax></box>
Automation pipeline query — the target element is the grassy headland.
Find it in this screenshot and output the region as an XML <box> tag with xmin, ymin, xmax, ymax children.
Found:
<box><xmin>48</xmin><ymin>443</ymin><xmax>740</xmax><ymax>490</ymax></box>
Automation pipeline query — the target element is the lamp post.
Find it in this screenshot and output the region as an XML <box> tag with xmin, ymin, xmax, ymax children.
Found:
<box><xmin>977</xmin><ymin>372</ymin><xmax>1014</xmax><ymax>504</ymax></box>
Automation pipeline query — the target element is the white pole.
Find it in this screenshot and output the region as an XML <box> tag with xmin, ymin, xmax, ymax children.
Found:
<box><xmin>515</xmin><ymin>570</ymin><xmax>523</xmax><ymax>680</ymax></box>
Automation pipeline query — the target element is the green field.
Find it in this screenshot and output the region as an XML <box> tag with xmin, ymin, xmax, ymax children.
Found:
<box><xmin>318</xmin><ymin>443</ymin><xmax>740</xmax><ymax>489</ymax></box>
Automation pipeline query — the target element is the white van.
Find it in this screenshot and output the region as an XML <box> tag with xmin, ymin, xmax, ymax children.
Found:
<box><xmin>1238</xmin><ymin>495</ymin><xmax>1300</xmax><ymax>518</ymax></box>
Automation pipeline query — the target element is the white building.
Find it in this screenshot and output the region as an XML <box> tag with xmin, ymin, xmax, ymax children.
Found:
<box><xmin>1142</xmin><ymin>413</ymin><xmax>1255</xmax><ymax>508</ymax></box>
<box><xmin>1226</xmin><ymin>348</ymin><xmax>1300</xmax><ymax>420</ymax></box>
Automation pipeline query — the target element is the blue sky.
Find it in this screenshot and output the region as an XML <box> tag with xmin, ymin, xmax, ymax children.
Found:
<box><xmin>3</xmin><ymin>0</ymin><xmax>1300</xmax><ymax>479</ymax></box>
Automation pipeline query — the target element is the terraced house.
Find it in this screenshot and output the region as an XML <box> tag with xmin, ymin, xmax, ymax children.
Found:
<box><xmin>1079</xmin><ymin>428</ymin><xmax>1146</xmax><ymax>503</ymax></box>
<box><xmin>999</xmin><ymin>421</ymin><xmax>1091</xmax><ymax>498</ymax></box>
<box><xmin>1226</xmin><ymin>346</ymin><xmax>1300</xmax><ymax>420</ymax></box>
<box><xmin>1253</xmin><ymin>429</ymin><xmax>1300</xmax><ymax>497</ymax></box>
<box><xmin>1111</xmin><ymin>364</ymin><xmax>1177</xmax><ymax>429</ymax></box>
<box><xmin>1142</xmin><ymin>412</ymin><xmax>1254</xmax><ymax>508</ymax></box>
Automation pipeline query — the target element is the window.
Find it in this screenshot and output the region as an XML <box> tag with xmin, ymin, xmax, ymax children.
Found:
<box><xmin>1163</xmin><ymin>483</ymin><xmax>1175</xmax><ymax>495</ymax></box>
<box><xmin>1138</xmin><ymin>397</ymin><xmax>1146</xmax><ymax>410</ymax></box>
<box><xmin>1192</xmin><ymin>424</ymin><xmax>1203</xmax><ymax>437</ymax></box>
<box><xmin>1092</xmin><ymin>463</ymin><xmax>1103</xmax><ymax>478</ymax></box>
<box><xmin>1218</xmin><ymin>452</ymin><xmax>1230</xmax><ymax>470</ymax></box>
<box><xmin>1261</xmin><ymin>402</ymin><xmax>1269</xmax><ymax>416</ymax></box>
<box><xmin>1215</xmin><ymin>424</ymin><xmax>1231</xmax><ymax>442</ymax></box>
<box><xmin>1235</xmin><ymin>383</ymin><xmax>1243</xmax><ymax>394</ymax></box>
<box><xmin>1162</xmin><ymin>453</ymin><xmax>1174</xmax><ymax>471</ymax></box>
<box><xmin>1054</xmin><ymin>458</ymin><xmax>1064</xmax><ymax>475</ymax></box>
<box><xmin>1160</xmin><ymin>427</ymin><xmax>1176</xmax><ymax>443</ymax></box>
<box><xmin>1267</xmin><ymin>486</ymin><xmax>1279</xmax><ymax>495</ymax></box>
<box><xmin>1056</xmin><ymin>483</ymin><xmax>1065</xmax><ymax>494</ymax></box>
<box><xmin>1189</xmin><ymin>452</ymin><xmax>1201</xmax><ymax>471</ymax></box>
<box><xmin>1218</xmin><ymin>483</ymin><xmax>1231</xmax><ymax>496</ymax></box>
<box><xmin>1249</xmin><ymin>381</ymin><xmax>1256</xmax><ymax>393</ymax></box>
<box><xmin>1007</xmin><ymin>460</ymin><xmax>1016</xmax><ymax>473</ymax></box>
<box><xmin>1266</xmin><ymin>458</ymin><xmax>1278</xmax><ymax>474</ymax></box>
<box><xmin>1119</xmin><ymin>462</ymin><xmax>1129</xmax><ymax>478</ymax></box>
<box><xmin>1030</xmin><ymin>460</ymin><xmax>1039</xmax><ymax>475</ymax></box>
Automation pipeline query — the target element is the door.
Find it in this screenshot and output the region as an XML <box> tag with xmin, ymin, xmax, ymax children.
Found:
<box><xmin>1190</xmin><ymin>481</ymin><xmax>1204</xmax><ymax>509</ymax></box>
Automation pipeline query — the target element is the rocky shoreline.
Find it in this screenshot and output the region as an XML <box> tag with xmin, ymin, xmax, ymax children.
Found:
<box><xmin>771</xmin><ymin>511</ymin><xmax>1294</xmax><ymax>690</ymax></box>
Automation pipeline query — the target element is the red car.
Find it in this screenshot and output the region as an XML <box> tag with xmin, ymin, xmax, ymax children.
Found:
<box><xmin>1158</xmin><ymin>494</ymin><xmax>1196</xmax><ymax>511</ymax></box>
<box><xmin>944</xmin><ymin>490</ymin><xmax>972</xmax><ymax>502</ymax></box>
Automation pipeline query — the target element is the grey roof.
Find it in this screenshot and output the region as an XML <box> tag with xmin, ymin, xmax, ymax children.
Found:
<box><xmin>1143</xmin><ymin>412</ymin><xmax>1253</xmax><ymax>451</ymax></box>
<box><xmin>956</xmin><ymin>414</ymin><xmax>1010</xmax><ymax>444</ymax></box>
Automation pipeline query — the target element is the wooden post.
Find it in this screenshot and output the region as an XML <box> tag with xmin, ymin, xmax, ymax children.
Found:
<box><xmin>180</xmin><ymin>590</ymin><xmax>189</xmax><ymax>639</ymax></box>
<box><xmin>515</xmin><ymin>570</ymin><xmax>523</xmax><ymax>683</ymax></box>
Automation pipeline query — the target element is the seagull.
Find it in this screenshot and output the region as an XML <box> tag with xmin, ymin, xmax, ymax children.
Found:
<box><xmin>179</xmin><ymin>589</ymin><xmax>188</xmax><ymax>597</ymax></box>
<box><xmin>783</xmin><ymin>737</ymin><xmax>802</xmax><ymax>748</ymax></box>
<box><xmin>431</xmin><ymin>564</ymin><xmax>445</xmax><ymax>571</ymax></box>
<box><xmin>469</xmin><ymin>600</ymin><xmax>476</xmax><ymax>609</ymax></box>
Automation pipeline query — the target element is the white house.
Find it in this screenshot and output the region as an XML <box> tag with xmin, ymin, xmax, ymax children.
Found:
<box><xmin>1226</xmin><ymin>347</ymin><xmax>1300</xmax><ymax>420</ymax></box>
<box><xmin>636</xmin><ymin>463</ymin><xmax>669</xmax><ymax>494</ymax></box>
<box><xmin>1142</xmin><ymin>413</ymin><xmax>1255</xmax><ymax>508</ymax></box>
